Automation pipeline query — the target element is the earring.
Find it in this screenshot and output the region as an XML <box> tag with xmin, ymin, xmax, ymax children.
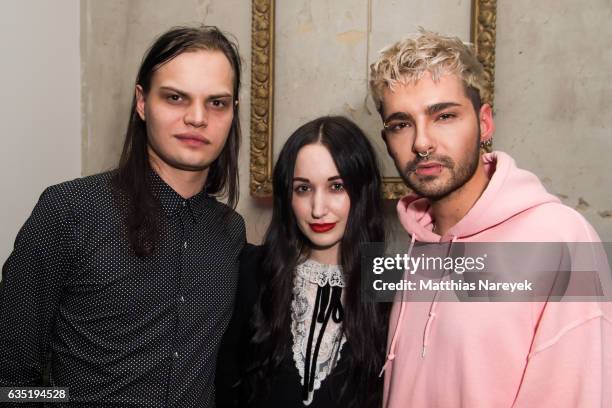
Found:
<box><xmin>480</xmin><ymin>138</ymin><xmax>493</xmax><ymax>149</ymax></box>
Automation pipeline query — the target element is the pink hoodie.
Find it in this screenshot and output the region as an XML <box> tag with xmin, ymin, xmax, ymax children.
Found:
<box><xmin>383</xmin><ymin>151</ymin><xmax>612</xmax><ymax>408</ymax></box>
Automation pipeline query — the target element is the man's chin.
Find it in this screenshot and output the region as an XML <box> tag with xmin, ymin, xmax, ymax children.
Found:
<box><xmin>177</xmin><ymin>163</ymin><xmax>211</xmax><ymax>172</ymax></box>
<box><xmin>149</xmin><ymin>148</ymin><xmax>215</xmax><ymax>173</ymax></box>
<box><xmin>167</xmin><ymin>158</ymin><xmax>214</xmax><ymax>172</ymax></box>
<box><xmin>405</xmin><ymin>178</ymin><xmax>452</xmax><ymax>200</ymax></box>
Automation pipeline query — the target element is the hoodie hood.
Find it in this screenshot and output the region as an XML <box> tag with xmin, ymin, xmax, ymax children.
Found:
<box><xmin>397</xmin><ymin>151</ymin><xmax>561</xmax><ymax>242</ymax></box>
<box><xmin>383</xmin><ymin>151</ymin><xmax>610</xmax><ymax>408</ymax></box>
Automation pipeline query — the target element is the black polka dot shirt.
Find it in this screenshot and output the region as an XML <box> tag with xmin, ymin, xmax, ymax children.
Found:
<box><xmin>0</xmin><ymin>170</ymin><xmax>245</xmax><ymax>407</ymax></box>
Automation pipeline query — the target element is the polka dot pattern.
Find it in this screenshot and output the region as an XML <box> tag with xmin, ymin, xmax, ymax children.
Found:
<box><xmin>0</xmin><ymin>170</ymin><xmax>246</xmax><ymax>407</ymax></box>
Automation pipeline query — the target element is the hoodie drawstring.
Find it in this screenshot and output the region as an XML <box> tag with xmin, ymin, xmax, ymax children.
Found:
<box><xmin>379</xmin><ymin>235</ymin><xmax>417</xmax><ymax>377</ymax></box>
<box><xmin>421</xmin><ymin>235</ymin><xmax>458</xmax><ymax>358</ymax></box>
<box><xmin>379</xmin><ymin>234</ymin><xmax>460</xmax><ymax>378</ymax></box>
<box><xmin>421</xmin><ymin>310</ymin><xmax>437</xmax><ymax>358</ymax></box>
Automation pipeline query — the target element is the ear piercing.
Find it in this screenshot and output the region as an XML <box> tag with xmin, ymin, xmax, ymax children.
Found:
<box><xmin>480</xmin><ymin>138</ymin><xmax>493</xmax><ymax>149</ymax></box>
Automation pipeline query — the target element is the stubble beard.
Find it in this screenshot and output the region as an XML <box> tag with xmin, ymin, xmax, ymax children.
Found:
<box><xmin>401</xmin><ymin>136</ymin><xmax>481</xmax><ymax>202</ymax></box>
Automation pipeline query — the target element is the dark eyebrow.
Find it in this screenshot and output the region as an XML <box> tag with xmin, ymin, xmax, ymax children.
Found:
<box><xmin>206</xmin><ymin>93</ymin><xmax>233</xmax><ymax>101</ymax></box>
<box><xmin>159</xmin><ymin>86</ymin><xmax>187</xmax><ymax>95</ymax></box>
<box><xmin>293</xmin><ymin>177</ymin><xmax>309</xmax><ymax>183</ymax></box>
<box><xmin>158</xmin><ymin>87</ymin><xmax>233</xmax><ymax>100</ymax></box>
<box><xmin>383</xmin><ymin>103</ymin><xmax>462</xmax><ymax>123</ymax></box>
<box><xmin>328</xmin><ymin>176</ymin><xmax>342</xmax><ymax>181</ymax></box>
<box><xmin>426</xmin><ymin>102</ymin><xmax>461</xmax><ymax>115</ymax></box>
<box><xmin>383</xmin><ymin>111</ymin><xmax>413</xmax><ymax>124</ymax></box>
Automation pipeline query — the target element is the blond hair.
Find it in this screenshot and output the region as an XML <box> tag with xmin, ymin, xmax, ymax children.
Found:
<box><xmin>369</xmin><ymin>28</ymin><xmax>486</xmax><ymax>113</ymax></box>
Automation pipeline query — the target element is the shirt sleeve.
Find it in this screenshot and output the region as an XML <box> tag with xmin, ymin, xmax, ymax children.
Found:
<box><xmin>0</xmin><ymin>185</ymin><xmax>76</xmax><ymax>387</ymax></box>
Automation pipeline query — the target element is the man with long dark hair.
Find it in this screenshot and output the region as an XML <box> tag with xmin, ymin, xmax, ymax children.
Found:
<box><xmin>0</xmin><ymin>26</ymin><xmax>245</xmax><ymax>407</ymax></box>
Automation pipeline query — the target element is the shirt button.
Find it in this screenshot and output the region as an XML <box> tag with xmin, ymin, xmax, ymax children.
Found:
<box><xmin>179</xmin><ymin>295</ymin><xmax>185</xmax><ymax>303</ymax></box>
<box><xmin>173</xmin><ymin>351</ymin><xmax>179</xmax><ymax>359</ymax></box>
<box><xmin>182</xmin><ymin>201</ymin><xmax>187</xmax><ymax>207</ymax></box>
<box><xmin>183</xmin><ymin>241</ymin><xmax>187</xmax><ymax>249</ymax></box>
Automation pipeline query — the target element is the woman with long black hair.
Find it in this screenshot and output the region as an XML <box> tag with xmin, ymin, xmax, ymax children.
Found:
<box><xmin>217</xmin><ymin>115</ymin><xmax>388</xmax><ymax>408</ymax></box>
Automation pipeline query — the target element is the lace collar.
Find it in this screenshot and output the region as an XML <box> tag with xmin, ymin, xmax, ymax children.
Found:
<box><xmin>292</xmin><ymin>258</ymin><xmax>347</xmax><ymax>405</ymax></box>
<box><xmin>295</xmin><ymin>258</ymin><xmax>345</xmax><ymax>288</ymax></box>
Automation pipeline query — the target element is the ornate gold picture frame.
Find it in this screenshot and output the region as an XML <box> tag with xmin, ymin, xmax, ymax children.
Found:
<box><xmin>250</xmin><ymin>0</ymin><xmax>497</xmax><ymax>199</ymax></box>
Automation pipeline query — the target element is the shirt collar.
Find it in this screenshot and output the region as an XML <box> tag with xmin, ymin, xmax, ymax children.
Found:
<box><xmin>148</xmin><ymin>169</ymin><xmax>209</xmax><ymax>218</ymax></box>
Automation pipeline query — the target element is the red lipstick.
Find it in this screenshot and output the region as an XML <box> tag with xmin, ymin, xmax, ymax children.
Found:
<box><xmin>309</xmin><ymin>223</ymin><xmax>336</xmax><ymax>233</ymax></box>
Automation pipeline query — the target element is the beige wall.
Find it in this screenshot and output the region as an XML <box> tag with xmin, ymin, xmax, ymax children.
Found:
<box><xmin>79</xmin><ymin>0</ymin><xmax>612</xmax><ymax>244</ymax></box>
<box><xmin>495</xmin><ymin>0</ymin><xmax>612</xmax><ymax>240</ymax></box>
<box><xmin>0</xmin><ymin>0</ymin><xmax>81</xmax><ymax>266</ymax></box>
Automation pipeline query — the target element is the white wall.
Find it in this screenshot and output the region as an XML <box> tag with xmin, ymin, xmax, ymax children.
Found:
<box><xmin>0</xmin><ymin>0</ymin><xmax>81</xmax><ymax>266</ymax></box>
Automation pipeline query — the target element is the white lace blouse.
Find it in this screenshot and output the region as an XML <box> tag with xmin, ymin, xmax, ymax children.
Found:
<box><xmin>291</xmin><ymin>259</ymin><xmax>347</xmax><ymax>405</ymax></box>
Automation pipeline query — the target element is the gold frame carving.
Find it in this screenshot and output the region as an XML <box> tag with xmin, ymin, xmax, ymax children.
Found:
<box><xmin>472</xmin><ymin>0</ymin><xmax>497</xmax><ymax>107</ymax></box>
<box><xmin>250</xmin><ymin>0</ymin><xmax>275</xmax><ymax>197</ymax></box>
<box><xmin>249</xmin><ymin>0</ymin><xmax>497</xmax><ymax>198</ymax></box>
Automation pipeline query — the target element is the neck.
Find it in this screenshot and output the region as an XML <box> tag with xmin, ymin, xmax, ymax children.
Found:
<box><xmin>430</xmin><ymin>161</ymin><xmax>489</xmax><ymax>236</ymax></box>
<box><xmin>308</xmin><ymin>243</ymin><xmax>341</xmax><ymax>265</ymax></box>
<box><xmin>148</xmin><ymin>151</ymin><xmax>208</xmax><ymax>199</ymax></box>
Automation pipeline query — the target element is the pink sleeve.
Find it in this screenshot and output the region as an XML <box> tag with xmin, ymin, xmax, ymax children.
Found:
<box><xmin>512</xmin><ymin>305</ymin><xmax>612</xmax><ymax>408</ymax></box>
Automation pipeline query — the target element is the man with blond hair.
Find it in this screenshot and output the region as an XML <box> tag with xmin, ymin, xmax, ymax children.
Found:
<box><xmin>370</xmin><ymin>29</ymin><xmax>611</xmax><ymax>407</ymax></box>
